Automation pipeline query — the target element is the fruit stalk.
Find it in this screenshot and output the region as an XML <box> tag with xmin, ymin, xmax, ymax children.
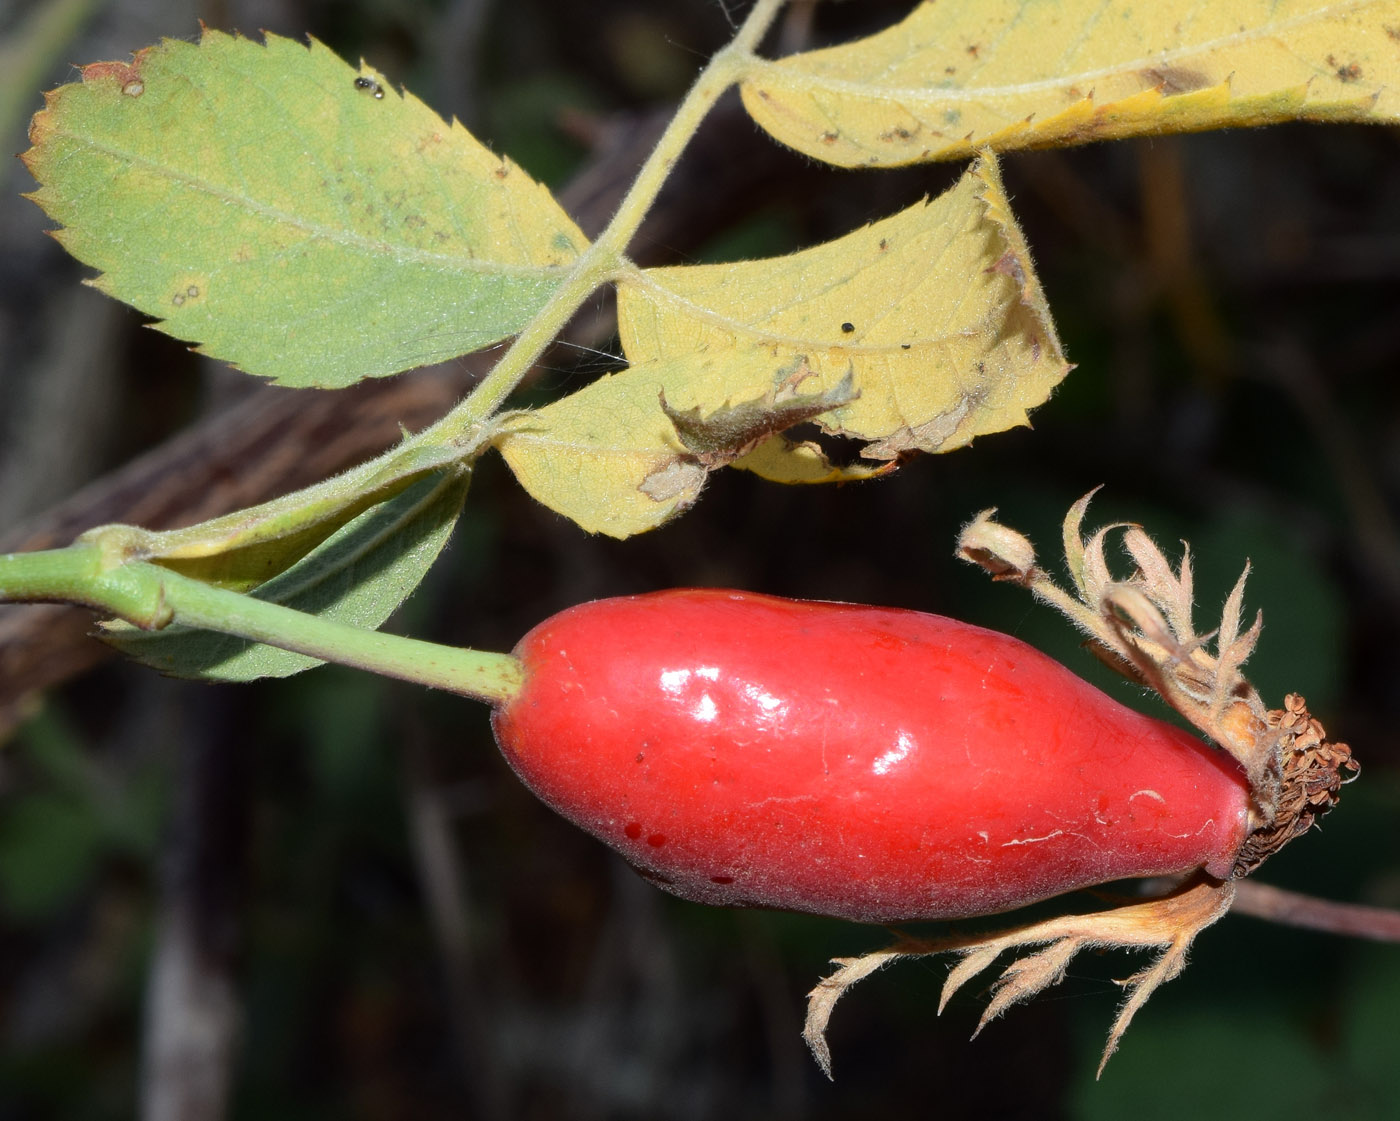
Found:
<box><xmin>0</xmin><ymin>544</ymin><xmax>521</xmax><ymax>702</ymax></box>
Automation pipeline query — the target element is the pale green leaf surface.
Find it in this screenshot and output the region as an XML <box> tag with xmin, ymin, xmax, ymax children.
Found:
<box><xmin>740</xmin><ymin>0</ymin><xmax>1400</xmax><ymax>168</ymax></box>
<box><xmin>106</xmin><ymin>469</ymin><xmax>469</xmax><ymax>680</ymax></box>
<box><xmin>24</xmin><ymin>30</ymin><xmax>587</xmax><ymax>386</ymax></box>
<box><xmin>494</xmin><ymin>347</ymin><xmax>859</xmax><ymax>538</ymax></box>
<box><xmin>617</xmin><ymin>153</ymin><xmax>1068</xmax><ymax>458</ymax></box>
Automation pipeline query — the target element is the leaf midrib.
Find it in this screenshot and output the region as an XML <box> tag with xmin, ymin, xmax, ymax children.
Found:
<box><xmin>53</xmin><ymin>123</ymin><xmax>565</xmax><ymax>278</ymax></box>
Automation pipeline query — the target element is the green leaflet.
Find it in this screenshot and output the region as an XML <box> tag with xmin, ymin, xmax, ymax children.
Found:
<box><xmin>107</xmin><ymin>469</ymin><xmax>470</xmax><ymax>680</ymax></box>
<box><xmin>24</xmin><ymin>30</ymin><xmax>589</xmax><ymax>387</ymax></box>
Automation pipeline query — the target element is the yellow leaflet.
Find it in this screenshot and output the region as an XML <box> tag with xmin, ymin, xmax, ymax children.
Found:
<box><xmin>494</xmin><ymin>347</ymin><xmax>866</xmax><ymax>539</ymax></box>
<box><xmin>740</xmin><ymin>0</ymin><xmax>1400</xmax><ymax>167</ymax></box>
<box><xmin>617</xmin><ymin>153</ymin><xmax>1068</xmax><ymax>458</ymax></box>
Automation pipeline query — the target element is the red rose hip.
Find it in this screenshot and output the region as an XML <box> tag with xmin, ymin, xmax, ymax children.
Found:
<box><xmin>491</xmin><ymin>588</ymin><xmax>1252</xmax><ymax>924</ymax></box>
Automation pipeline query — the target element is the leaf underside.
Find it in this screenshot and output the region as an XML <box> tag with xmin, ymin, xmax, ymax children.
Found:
<box><xmin>494</xmin><ymin>152</ymin><xmax>1068</xmax><ymax>538</ymax></box>
<box><xmin>106</xmin><ymin>470</ymin><xmax>470</xmax><ymax>680</ymax></box>
<box><xmin>23</xmin><ymin>29</ymin><xmax>588</xmax><ymax>387</ymax></box>
<box><xmin>741</xmin><ymin>0</ymin><xmax>1400</xmax><ymax>167</ymax></box>
<box><xmin>80</xmin><ymin>443</ymin><xmax>466</xmax><ymax>594</ymax></box>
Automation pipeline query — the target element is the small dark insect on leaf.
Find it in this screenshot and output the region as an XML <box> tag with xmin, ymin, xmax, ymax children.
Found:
<box><xmin>840</xmin><ymin>322</ymin><xmax>855</xmax><ymax>333</ymax></box>
<box><xmin>354</xmin><ymin>75</ymin><xmax>385</xmax><ymax>99</ymax></box>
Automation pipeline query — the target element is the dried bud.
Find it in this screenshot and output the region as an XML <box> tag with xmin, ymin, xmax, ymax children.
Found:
<box><xmin>956</xmin><ymin>509</ymin><xmax>1037</xmax><ymax>581</ymax></box>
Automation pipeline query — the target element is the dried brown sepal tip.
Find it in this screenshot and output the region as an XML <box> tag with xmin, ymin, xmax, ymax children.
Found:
<box><xmin>805</xmin><ymin>877</ymin><xmax>1235</xmax><ymax>1081</ymax></box>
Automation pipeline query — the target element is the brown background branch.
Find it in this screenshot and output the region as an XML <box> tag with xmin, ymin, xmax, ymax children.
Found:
<box><xmin>1233</xmin><ymin>880</ymin><xmax>1400</xmax><ymax>943</ymax></box>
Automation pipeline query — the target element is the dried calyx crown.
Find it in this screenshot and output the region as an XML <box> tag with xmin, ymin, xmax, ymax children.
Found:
<box><xmin>955</xmin><ymin>489</ymin><xmax>1358</xmax><ymax>875</ymax></box>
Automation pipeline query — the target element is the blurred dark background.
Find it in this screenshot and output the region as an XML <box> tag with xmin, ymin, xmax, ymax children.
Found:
<box><xmin>2</xmin><ymin>0</ymin><xmax>1399</xmax><ymax>1117</ymax></box>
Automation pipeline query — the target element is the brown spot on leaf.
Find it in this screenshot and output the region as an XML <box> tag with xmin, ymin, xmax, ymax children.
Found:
<box><xmin>80</xmin><ymin>58</ymin><xmax>145</xmax><ymax>88</ymax></box>
<box><xmin>986</xmin><ymin>249</ymin><xmax>1027</xmax><ymax>293</ymax></box>
<box><xmin>861</xmin><ymin>391</ymin><xmax>982</xmax><ymax>459</ymax></box>
<box><xmin>820</xmin><ymin>131</ymin><xmax>839</xmax><ymax>144</ymax></box>
<box><xmin>640</xmin><ymin>459</ymin><xmax>706</xmax><ymax>503</ymax></box>
<box><xmin>965</xmin><ymin>44</ymin><xmax>980</xmax><ymax>59</ymax></box>
<box><xmin>1060</xmin><ymin>113</ymin><xmax>1115</xmax><ymax>146</ymax></box>
<box><xmin>1326</xmin><ymin>55</ymin><xmax>1363</xmax><ymax>83</ymax></box>
<box><xmin>774</xmin><ymin>359</ymin><xmax>817</xmax><ymax>396</ymax></box>
<box><xmin>1386</xmin><ymin>24</ymin><xmax>1400</xmax><ymax>42</ymax></box>
<box><xmin>1140</xmin><ymin>65</ymin><xmax>1211</xmax><ymax>96</ymax></box>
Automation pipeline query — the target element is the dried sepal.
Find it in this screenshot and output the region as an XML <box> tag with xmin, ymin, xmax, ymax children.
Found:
<box><xmin>959</xmin><ymin>491</ymin><xmax>1356</xmax><ymax>861</ymax></box>
<box><xmin>956</xmin><ymin>509</ymin><xmax>1108</xmax><ymax>641</ymax></box>
<box><xmin>803</xmin><ymin>948</ymin><xmax>903</xmax><ymax>1079</ymax></box>
<box><xmin>804</xmin><ymin>877</ymin><xmax>1236</xmax><ymax>1080</ymax></box>
<box><xmin>1061</xmin><ymin>487</ymin><xmax>1099</xmax><ymax>597</ymax></box>
<box><xmin>1212</xmin><ymin>567</ymin><xmax>1261</xmax><ymax>722</ymax></box>
<box><xmin>956</xmin><ymin>508</ymin><xmax>1037</xmax><ymax>581</ymax></box>
<box><xmin>960</xmin><ymin>492</ymin><xmax>1290</xmax><ymax>821</ymax></box>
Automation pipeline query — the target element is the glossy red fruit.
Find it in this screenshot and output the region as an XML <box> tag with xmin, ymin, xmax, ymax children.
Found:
<box><xmin>491</xmin><ymin>589</ymin><xmax>1251</xmax><ymax>924</ymax></box>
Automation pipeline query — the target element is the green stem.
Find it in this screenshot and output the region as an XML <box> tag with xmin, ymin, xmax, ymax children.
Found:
<box><xmin>420</xmin><ymin>0</ymin><xmax>788</xmax><ymax>443</ymax></box>
<box><xmin>0</xmin><ymin>546</ymin><xmax>522</xmax><ymax>705</ymax></box>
